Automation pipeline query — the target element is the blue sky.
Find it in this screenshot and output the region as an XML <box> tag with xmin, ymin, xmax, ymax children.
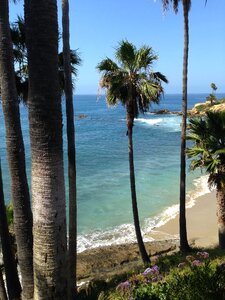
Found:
<box><xmin>9</xmin><ymin>0</ymin><xmax>225</xmax><ymax>95</ymax></box>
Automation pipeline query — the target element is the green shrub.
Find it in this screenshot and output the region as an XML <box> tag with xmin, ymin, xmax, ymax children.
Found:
<box><xmin>114</xmin><ymin>252</ymin><xmax>225</xmax><ymax>300</ymax></box>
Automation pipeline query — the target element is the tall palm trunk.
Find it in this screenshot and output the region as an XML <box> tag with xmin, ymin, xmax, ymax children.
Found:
<box><xmin>179</xmin><ymin>0</ymin><xmax>190</xmax><ymax>252</ymax></box>
<box><xmin>0</xmin><ymin>0</ymin><xmax>33</xmax><ymax>298</ymax></box>
<box><xmin>0</xmin><ymin>160</ymin><xmax>21</xmax><ymax>299</ymax></box>
<box><xmin>25</xmin><ymin>1</ymin><xmax>67</xmax><ymax>298</ymax></box>
<box><xmin>216</xmin><ymin>189</ymin><xmax>225</xmax><ymax>249</ymax></box>
<box><xmin>0</xmin><ymin>268</ymin><xmax>7</xmax><ymax>300</ymax></box>
<box><xmin>127</xmin><ymin>108</ymin><xmax>150</xmax><ymax>266</ymax></box>
<box><xmin>62</xmin><ymin>0</ymin><xmax>77</xmax><ymax>297</ymax></box>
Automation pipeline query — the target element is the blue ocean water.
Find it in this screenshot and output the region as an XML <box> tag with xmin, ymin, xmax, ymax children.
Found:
<box><xmin>0</xmin><ymin>94</ymin><xmax>224</xmax><ymax>251</ymax></box>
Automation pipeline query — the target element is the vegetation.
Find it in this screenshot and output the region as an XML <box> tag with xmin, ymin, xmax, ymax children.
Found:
<box><xmin>97</xmin><ymin>40</ymin><xmax>168</xmax><ymax>265</ymax></box>
<box><xmin>206</xmin><ymin>83</ymin><xmax>218</xmax><ymax>105</ymax></box>
<box><xmin>3</xmin><ymin>16</ymin><xmax>81</xmax><ymax>103</ymax></box>
<box><xmin>188</xmin><ymin>98</ymin><xmax>225</xmax><ymax>116</ymax></box>
<box><xmin>187</xmin><ymin>111</ymin><xmax>225</xmax><ymax>248</ymax></box>
<box><xmin>0</xmin><ymin>0</ymin><xmax>224</xmax><ymax>298</ymax></box>
<box><xmin>92</xmin><ymin>249</ymin><xmax>225</xmax><ymax>300</ymax></box>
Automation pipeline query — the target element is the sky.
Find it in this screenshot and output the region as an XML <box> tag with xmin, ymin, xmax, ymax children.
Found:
<box><xmin>9</xmin><ymin>0</ymin><xmax>225</xmax><ymax>95</ymax></box>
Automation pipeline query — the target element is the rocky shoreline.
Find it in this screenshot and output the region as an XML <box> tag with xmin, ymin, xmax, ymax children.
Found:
<box><xmin>153</xmin><ymin>98</ymin><xmax>225</xmax><ymax>117</ymax></box>
<box><xmin>77</xmin><ymin>239</ymin><xmax>179</xmax><ymax>283</ymax></box>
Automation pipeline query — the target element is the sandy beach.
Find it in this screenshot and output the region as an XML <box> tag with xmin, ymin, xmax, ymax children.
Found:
<box><xmin>152</xmin><ymin>190</ymin><xmax>218</xmax><ymax>248</ymax></box>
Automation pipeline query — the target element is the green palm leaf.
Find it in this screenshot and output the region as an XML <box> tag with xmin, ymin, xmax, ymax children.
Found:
<box><xmin>187</xmin><ymin>111</ymin><xmax>225</xmax><ymax>189</ymax></box>
<box><xmin>97</xmin><ymin>40</ymin><xmax>168</xmax><ymax>117</ymax></box>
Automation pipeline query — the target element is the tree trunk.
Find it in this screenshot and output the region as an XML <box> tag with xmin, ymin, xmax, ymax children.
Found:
<box><xmin>0</xmin><ymin>268</ymin><xmax>7</xmax><ymax>300</ymax></box>
<box><xmin>0</xmin><ymin>0</ymin><xmax>33</xmax><ymax>298</ymax></box>
<box><xmin>179</xmin><ymin>0</ymin><xmax>190</xmax><ymax>253</ymax></box>
<box><xmin>216</xmin><ymin>189</ymin><xmax>225</xmax><ymax>249</ymax></box>
<box><xmin>0</xmin><ymin>160</ymin><xmax>21</xmax><ymax>300</ymax></box>
<box><xmin>126</xmin><ymin>110</ymin><xmax>150</xmax><ymax>266</ymax></box>
<box><xmin>25</xmin><ymin>1</ymin><xmax>67</xmax><ymax>298</ymax></box>
<box><xmin>62</xmin><ymin>0</ymin><xmax>77</xmax><ymax>298</ymax></box>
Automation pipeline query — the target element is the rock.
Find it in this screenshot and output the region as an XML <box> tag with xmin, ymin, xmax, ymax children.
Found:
<box><xmin>154</xmin><ymin>109</ymin><xmax>171</xmax><ymax>115</ymax></box>
<box><xmin>77</xmin><ymin>240</ymin><xmax>178</xmax><ymax>282</ymax></box>
<box><xmin>77</xmin><ymin>114</ymin><xmax>87</xmax><ymax>119</ymax></box>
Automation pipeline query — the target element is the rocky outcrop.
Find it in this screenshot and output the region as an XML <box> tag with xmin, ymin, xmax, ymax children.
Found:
<box><xmin>77</xmin><ymin>240</ymin><xmax>178</xmax><ymax>282</ymax></box>
<box><xmin>188</xmin><ymin>99</ymin><xmax>225</xmax><ymax>117</ymax></box>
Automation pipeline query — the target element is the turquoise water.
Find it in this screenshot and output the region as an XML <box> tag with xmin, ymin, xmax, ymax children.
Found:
<box><xmin>0</xmin><ymin>94</ymin><xmax>223</xmax><ymax>251</ymax></box>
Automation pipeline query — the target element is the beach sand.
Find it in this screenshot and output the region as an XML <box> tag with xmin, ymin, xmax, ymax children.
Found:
<box><xmin>150</xmin><ymin>190</ymin><xmax>218</xmax><ymax>248</ymax></box>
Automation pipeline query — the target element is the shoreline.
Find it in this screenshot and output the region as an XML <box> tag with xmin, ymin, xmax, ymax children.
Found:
<box><xmin>77</xmin><ymin>189</ymin><xmax>218</xmax><ymax>282</ymax></box>
<box><xmin>150</xmin><ymin>189</ymin><xmax>217</xmax><ymax>248</ymax></box>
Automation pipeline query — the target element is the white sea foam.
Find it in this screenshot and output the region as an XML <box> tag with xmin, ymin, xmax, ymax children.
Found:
<box><xmin>135</xmin><ymin>118</ymin><xmax>163</xmax><ymax>126</ymax></box>
<box><xmin>77</xmin><ymin>223</ymin><xmax>154</xmax><ymax>253</ymax></box>
<box><xmin>77</xmin><ymin>174</ymin><xmax>212</xmax><ymax>253</ymax></box>
<box><xmin>135</xmin><ymin>116</ymin><xmax>181</xmax><ymax>132</ymax></box>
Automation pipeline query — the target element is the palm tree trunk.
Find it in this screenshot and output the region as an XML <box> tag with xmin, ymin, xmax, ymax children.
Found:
<box><xmin>25</xmin><ymin>1</ymin><xmax>67</xmax><ymax>298</ymax></box>
<box><xmin>216</xmin><ymin>189</ymin><xmax>225</xmax><ymax>249</ymax></box>
<box><xmin>0</xmin><ymin>268</ymin><xmax>7</xmax><ymax>300</ymax></box>
<box><xmin>127</xmin><ymin>112</ymin><xmax>150</xmax><ymax>266</ymax></box>
<box><xmin>0</xmin><ymin>160</ymin><xmax>21</xmax><ymax>300</ymax></box>
<box><xmin>0</xmin><ymin>0</ymin><xmax>33</xmax><ymax>298</ymax></box>
<box><xmin>62</xmin><ymin>0</ymin><xmax>77</xmax><ymax>298</ymax></box>
<box><xmin>179</xmin><ymin>0</ymin><xmax>190</xmax><ymax>252</ymax></box>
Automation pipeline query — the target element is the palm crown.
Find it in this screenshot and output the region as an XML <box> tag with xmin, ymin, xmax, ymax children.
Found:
<box><xmin>187</xmin><ymin>112</ymin><xmax>225</xmax><ymax>189</ymax></box>
<box><xmin>97</xmin><ymin>40</ymin><xmax>168</xmax><ymax>119</ymax></box>
<box><xmin>162</xmin><ymin>0</ymin><xmax>191</xmax><ymax>13</ymax></box>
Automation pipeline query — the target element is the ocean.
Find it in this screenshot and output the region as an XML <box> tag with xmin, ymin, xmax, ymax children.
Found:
<box><xmin>0</xmin><ymin>93</ymin><xmax>223</xmax><ymax>252</ymax></box>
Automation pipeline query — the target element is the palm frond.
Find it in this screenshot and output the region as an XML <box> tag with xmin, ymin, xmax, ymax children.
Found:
<box><xmin>150</xmin><ymin>72</ymin><xmax>168</xmax><ymax>84</ymax></box>
<box><xmin>189</xmin><ymin>159</ymin><xmax>203</xmax><ymax>171</ymax></box>
<box><xmin>134</xmin><ymin>46</ymin><xmax>158</xmax><ymax>70</ymax></box>
<box><xmin>186</xmin><ymin>147</ymin><xmax>207</xmax><ymax>158</ymax></box>
<box><xmin>215</xmin><ymin>149</ymin><xmax>225</xmax><ymax>155</ymax></box>
<box><xmin>115</xmin><ymin>40</ymin><xmax>136</xmax><ymax>70</ymax></box>
<box><xmin>97</xmin><ymin>58</ymin><xmax>119</xmax><ymax>73</ymax></box>
<box><xmin>97</xmin><ymin>40</ymin><xmax>167</xmax><ymax>118</ymax></box>
<box><xmin>187</xmin><ymin>111</ymin><xmax>225</xmax><ymax>190</ymax></box>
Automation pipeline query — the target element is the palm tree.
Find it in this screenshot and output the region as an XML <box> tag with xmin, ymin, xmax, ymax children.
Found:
<box><xmin>62</xmin><ymin>0</ymin><xmax>80</xmax><ymax>297</ymax></box>
<box><xmin>187</xmin><ymin>112</ymin><xmax>225</xmax><ymax>248</ymax></box>
<box><xmin>7</xmin><ymin>16</ymin><xmax>81</xmax><ymax>103</ymax></box>
<box><xmin>97</xmin><ymin>40</ymin><xmax>168</xmax><ymax>265</ymax></box>
<box><xmin>162</xmin><ymin>0</ymin><xmax>191</xmax><ymax>252</ymax></box>
<box><xmin>0</xmin><ymin>160</ymin><xmax>21</xmax><ymax>299</ymax></box>
<box><xmin>25</xmin><ymin>0</ymin><xmax>67</xmax><ymax>297</ymax></box>
<box><xmin>0</xmin><ymin>0</ymin><xmax>33</xmax><ymax>298</ymax></box>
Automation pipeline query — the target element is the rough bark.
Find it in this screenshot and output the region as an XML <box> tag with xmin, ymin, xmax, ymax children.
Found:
<box><xmin>126</xmin><ymin>105</ymin><xmax>150</xmax><ymax>266</ymax></box>
<box><xmin>179</xmin><ymin>0</ymin><xmax>190</xmax><ymax>252</ymax></box>
<box><xmin>25</xmin><ymin>1</ymin><xmax>67</xmax><ymax>298</ymax></box>
<box><xmin>0</xmin><ymin>267</ymin><xmax>7</xmax><ymax>300</ymax></box>
<box><xmin>216</xmin><ymin>189</ymin><xmax>225</xmax><ymax>249</ymax></box>
<box><xmin>0</xmin><ymin>161</ymin><xmax>21</xmax><ymax>300</ymax></box>
<box><xmin>62</xmin><ymin>0</ymin><xmax>77</xmax><ymax>298</ymax></box>
<box><xmin>0</xmin><ymin>0</ymin><xmax>33</xmax><ymax>298</ymax></box>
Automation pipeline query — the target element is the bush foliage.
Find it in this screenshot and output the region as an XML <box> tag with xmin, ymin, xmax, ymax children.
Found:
<box><xmin>99</xmin><ymin>251</ymin><xmax>225</xmax><ymax>300</ymax></box>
